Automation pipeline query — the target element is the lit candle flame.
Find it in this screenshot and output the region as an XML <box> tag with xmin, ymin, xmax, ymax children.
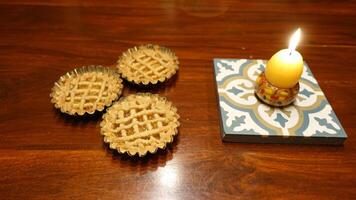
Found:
<box><xmin>288</xmin><ymin>28</ymin><xmax>301</xmax><ymax>53</ymax></box>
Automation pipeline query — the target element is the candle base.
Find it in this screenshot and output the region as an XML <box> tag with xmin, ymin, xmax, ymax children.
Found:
<box><xmin>255</xmin><ymin>72</ymin><xmax>299</xmax><ymax>107</ymax></box>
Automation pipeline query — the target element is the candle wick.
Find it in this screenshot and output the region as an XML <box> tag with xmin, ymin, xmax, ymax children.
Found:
<box><xmin>289</xmin><ymin>51</ymin><xmax>292</xmax><ymax>56</ymax></box>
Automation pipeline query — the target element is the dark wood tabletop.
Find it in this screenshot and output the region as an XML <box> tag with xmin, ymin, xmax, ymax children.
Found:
<box><xmin>1</xmin><ymin>0</ymin><xmax>356</xmax><ymax>199</ymax></box>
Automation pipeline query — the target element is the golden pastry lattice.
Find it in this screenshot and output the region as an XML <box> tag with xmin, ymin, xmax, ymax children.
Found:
<box><xmin>100</xmin><ymin>93</ymin><xmax>180</xmax><ymax>157</ymax></box>
<box><xmin>117</xmin><ymin>44</ymin><xmax>179</xmax><ymax>84</ymax></box>
<box><xmin>50</xmin><ymin>66</ymin><xmax>123</xmax><ymax>115</ymax></box>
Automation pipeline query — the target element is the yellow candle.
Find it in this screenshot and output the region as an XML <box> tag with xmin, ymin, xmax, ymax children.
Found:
<box><xmin>265</xmin><ymin>29</ymin><xmax>304</xmax><ymax>88</ymax></box>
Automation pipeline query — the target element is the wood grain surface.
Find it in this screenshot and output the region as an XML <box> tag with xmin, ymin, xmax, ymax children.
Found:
<box><xmin>0</xmin><ymin>0</ymin><xmax>356</xmax><ymax>199</ymax></box>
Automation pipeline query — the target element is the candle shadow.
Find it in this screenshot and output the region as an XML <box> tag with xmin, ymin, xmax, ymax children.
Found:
<box><xmin>122</xmin><ymin>72</ymin><xmax>179</xmax><ymax>95</ymax></box>
<box><xmin>52</xmin><ymin>107</ymin><xmax>103</xmax><ymax>127</ymax></box>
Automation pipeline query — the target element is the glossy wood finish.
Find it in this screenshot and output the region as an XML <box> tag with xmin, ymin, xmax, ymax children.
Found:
<box><xmin>1</xmin><ymin>0</ymin><xmax>356</xmax><ymax>199</ymax></box>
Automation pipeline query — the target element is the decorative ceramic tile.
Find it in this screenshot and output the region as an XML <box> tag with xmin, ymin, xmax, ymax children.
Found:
<box><xmin>214</xmin><ymin>59</ymin><xmax>347</xmax><ymax>145</ymax></box>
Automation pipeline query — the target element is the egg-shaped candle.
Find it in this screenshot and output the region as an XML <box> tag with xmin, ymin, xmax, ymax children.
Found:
<box><xmin>265</xmin><ymin>29</ymin><xmax>304</xmax><ymax>88</ymax></box>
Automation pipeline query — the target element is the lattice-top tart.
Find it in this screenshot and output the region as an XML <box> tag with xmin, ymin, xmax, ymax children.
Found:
<box><xmin>100</xmin><ymin>93</ymin><xmax>180</xmax><ymax>157</ymax></box>
<box><xmin>116</xmin><ymin>44</ymin><xmax>179</xmax><ymax>85</ymax></box>
<box><xmin>50</xmin><ymin>65</ymin><xmax>123</xmax><ymax>115</ymax></box>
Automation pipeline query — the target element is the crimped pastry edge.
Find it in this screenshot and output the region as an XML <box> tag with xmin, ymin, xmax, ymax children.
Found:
<box><xmin>100</xmin><ymin>93</ymin><xmax>180</xmax><ymax>157</ymax></box>
<box><xmin>116</xmin><ymin>44</ymin><xmax>179</xmax><ymax>85</ymax></box>
<box><xmin>50</xmin><ymin>65</ymin><xmax>124</xmax><ymax>116</ymax></box>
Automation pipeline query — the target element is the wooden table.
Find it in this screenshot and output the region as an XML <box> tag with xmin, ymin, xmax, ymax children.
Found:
<box><xmin>1</xmin><ymin>0</ymin><xmax>356</xmax><ymax>199</ymax></box>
